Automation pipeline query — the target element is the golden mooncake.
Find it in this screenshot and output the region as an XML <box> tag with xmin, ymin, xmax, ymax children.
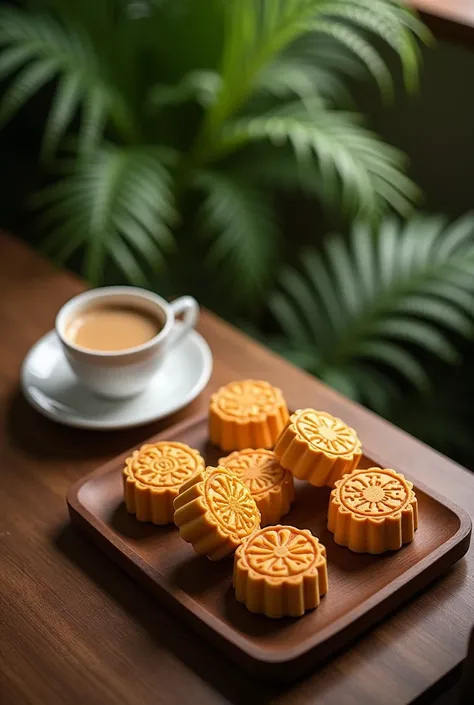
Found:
<box><xmin>233</xmin><ymin>525</ymin><xmax>328</xmax><ymax>618</ymax></box>
<box><xmin>219</xmin><ymin>449</ymin><xmax>294</xmax><ymax>526</ymax></box>
<box><xmin>123</xmin><ymin>441</ymin><xmax>205</xmax><ymax>525</ymax></box>
<box><xmin>173</xmin><ymin>465</ymin><xmax>261</xmax><ymax>560</ymax></box>
<box><xmin>209</xmin><ymin>379</ymin><xmax>289</xmax><ymax>451</ymax></box>
<box><xmin>328</xmin><ymin>467</ymin><xmax>418</xmax><ymax>554</ymax></box>
<box><xmin>274</xmin><ymin>408</ymin><xmax>362</xmax><ymax>487</ymax></box>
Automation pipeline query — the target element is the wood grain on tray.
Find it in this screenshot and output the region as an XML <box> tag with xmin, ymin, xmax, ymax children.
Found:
<box><xmin>67</xmin><ymin>413</ymin><xmax>471</xmax><ymax>680</ymax></box>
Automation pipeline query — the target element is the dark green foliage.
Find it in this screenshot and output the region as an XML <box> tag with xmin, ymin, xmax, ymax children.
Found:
<box><xmin>0</xmin><ymin>0</ymin><xmax>425</xmax><ymax>300</ymax></box>
<box><xmin>270</xmin><ymin>214</ymin><xmax>474</xmax><ymax>460</ymax></box>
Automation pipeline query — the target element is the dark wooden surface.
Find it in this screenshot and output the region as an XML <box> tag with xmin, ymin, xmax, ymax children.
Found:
<box><xmin>67</xmin><ymin>414</ymin><xmax>471</xmax><ymax>681</ymax></box>
<box><xmin>1</xmin><ymin>230</ymin><xmax>474</xmax><ymax>704</ymax></box>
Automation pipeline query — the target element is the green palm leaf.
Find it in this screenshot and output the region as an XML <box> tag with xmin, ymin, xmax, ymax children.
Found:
<box><xmin>215</xmin><ymin>0</ymin><xmax>323</xmax><ymax>123</ymax></box>
<box><xmin>219</xmin><ymin>106</ymin><xmax>418</xmax><ymax>215</ymax></box>
<box><xmin>0</xmin><ymin>7</ymin><xmax>136</xmax><ymax>158</ymax></box>
<box><xmin>195</xmin><ymin>170</ymin><xmax>279</xmax><ymax>306</ymax></box>
<box><xmin>254</xmin><ymin>57</ymin><xmax>349</xmax><ymax>105</ymax></box>
<box><xmin>310</xmin><ymin>20</ymin><xmax>394</xmax><ymax>99</ymax></box>
<box><xmin>270</xmin><ymin>214</ymin><xmax>474</xmax><ymax>407</ymax></box>
<box><xmin>230</xmin><ymin>145</ymin><xmax>325</xmax><ymax>196</ymax></box>
<box><xmin>309</xmin><ymin>1</ymin><xmax>426</xmax><ymax>93</ymax></box>
<box><xmin>34</xmin><ymin>145</ymin><xmax>176</xmax><ymax>283</ymax></box>
<box><xmin>147</xmin><ymin>70</ymin><xmax>222</xmax><ymax>111</ymax></box>
<box><xmin>0</xmin><ymin>0</ymin><xmax>429</xmax><ymax>319</ymax></box>
<box><xmin>42</xmin><ymin>73</ymin><xmax>83</xmax><ymax>159</ymax></box>
<box><xmin>200</xmin><ymin>0</ymin><xmax>424</xmax><ymax>136</ymax></box>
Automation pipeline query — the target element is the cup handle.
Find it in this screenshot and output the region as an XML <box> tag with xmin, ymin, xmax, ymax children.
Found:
<box><xmin>167</xmin><ymin>296</ymin><xmax>199</xmax><ymax>349</ymax></box>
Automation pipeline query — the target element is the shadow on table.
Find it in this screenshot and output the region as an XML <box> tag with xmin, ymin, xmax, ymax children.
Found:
<box><xmin>5</xmin><ymin>387</ymin><xmax>200</xmax><ymax>462</ymax></box>
<box><xmin>55</xmin><ymin>522</ymin><xmax>282</xmax><ymax>705</ymax></box>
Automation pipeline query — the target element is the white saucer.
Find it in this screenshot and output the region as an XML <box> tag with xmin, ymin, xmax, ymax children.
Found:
<box><xmin>21</xmin><ymin>327</ymin><xmax>213</xmax><ymax>430</ymax></box>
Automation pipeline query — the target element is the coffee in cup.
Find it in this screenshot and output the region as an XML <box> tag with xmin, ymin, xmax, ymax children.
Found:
<box><xmin>56</xmin><ymin>287</ymin><xmax>199</xmax><ymax>399</ymax></box>
<box><xmin>65</xmin><ymin>303</ymin><xmax>164</xmax><ymax>352</ymax></box>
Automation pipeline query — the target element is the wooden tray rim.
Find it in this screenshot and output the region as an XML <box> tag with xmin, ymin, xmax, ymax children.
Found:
<box><xmin>67</xmin><ymin>413</ymin><xmax>472</xmax><ymax>666</ymax></box>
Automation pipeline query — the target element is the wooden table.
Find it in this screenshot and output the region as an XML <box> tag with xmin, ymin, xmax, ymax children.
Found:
<box><xmin>1</xmin><ymin>231</ymin><xmax>473</xmax><ymax>705</ymax></box>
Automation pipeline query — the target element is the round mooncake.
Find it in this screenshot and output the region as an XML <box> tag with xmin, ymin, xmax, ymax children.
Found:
<box><xmin>233</xmin><ymin>525</ymin><xmax>328</xmax><ymax>618</ymax></box>
<box><xmin>123</xmin><ymin>441</ymin><xmax>204</xmax><ymax>525</ymax></box>
<box><xmin>219</xmin><ymin>449</ymin><xmax>294</xmax><ymax>526</ymax></box>
<box><xmin>209</xmin><ymin>380</ymin><xmax>289</xmax><ymax>451</ymax></box>
<box><xmin>173</xmin><ymin>465</ymin><xmax>261</xmax><ymax>560</ymax></box>
<box><xmin>328</xmin><ymin>467</ymin><xmax>418</xmax><ymax>553</ymax></box>
<box><xmin>274</xmin><ymin>408</ymin><xmax>362</xmax><ymax>487</ymax></box>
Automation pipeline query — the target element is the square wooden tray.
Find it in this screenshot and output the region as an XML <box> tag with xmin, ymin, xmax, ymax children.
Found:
<box><xmin>67</xmin><ymin>413</ymin><xmax>471</xmax><ymax>681</ymax></box>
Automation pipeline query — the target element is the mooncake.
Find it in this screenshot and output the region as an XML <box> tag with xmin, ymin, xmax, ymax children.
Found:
<box><xmin>123</xmin><ymin>441</ymin><xmax>205</xmax><ymax>524</ymax></box>
<box><xmin>209</xmin><ymin>380</ymin><xmax>289</xmax><ymax>451</ymax></box>
<box><xmin>233</xmin><ymin>525</ymin><xmax>328</xmax><ymax>618</ymax></box>
<box><xmin>328</xmin><ymin>467</ymin><xmax>418</xmax><ymax>553</ymax></box>
<box><xmin>274</xmin><ymin>408</ymin><xmax>362</xmax><ymax>487</ymax></box>
<box><xmin>173</xmin><ymin>465</ymin><xmax>261</xmax><ymax>560</ymax></box>
<box><xmin>219</xmin><ymin>449</ymin><xmax>294</xmax><ymax>526</ymax></box>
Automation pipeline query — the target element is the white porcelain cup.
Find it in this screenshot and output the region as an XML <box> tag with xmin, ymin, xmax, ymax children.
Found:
<box><xmin>56</xmin><ymin>287</ymin><xmax>199</xmax><ymax>399</ymax></box>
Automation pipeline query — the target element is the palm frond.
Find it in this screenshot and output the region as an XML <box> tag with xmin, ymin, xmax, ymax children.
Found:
<box><xmin>146</xmin><ymin>70</ymin><xmax>222</xmax><ymax>111</ymax></box>
<box><xmin>194</xmin><ymin>170</ymin><xmax>279</xmax><ymax>306</ymax></box>
<box><xmin>34</xmin><ymin>145</ymin><xmax>176</xmax><ymax>283</ymax></box>
<box><xmin>291</xmin><ymin>32</ymin><xmax>366</xmax><ymax>79</ymax></box>
<box><xmin>311</xmin><ymin>20</ymin><xmax>395</xmax><ymax>99</ymax></box>
<box><xmin>199</xmin><ymin>0</ymin><xmax>424</xmax><ymax>140</ymax></box>
<box><xmin>212</xmin><ymin>0</ymin><xmax>324</xmax><ymax>125</ymax></box>
<box><xmin>0</xmin><ymin>7</ymin><xmax>136</xmax><ymax>158</ymax></box>
<box><xmin>309</xmin><ymin>0</ymin><xmax>428</xmax><ymax>94</ymax></box>
<box><xmin>218</xmin><ymin>105</ymin><xmax>418</xmax><ymax>216</ymax></box>
<box><xmin>0</xmin><ymin>0</ymin><xmax>429</xmax><ymax>322</ymax></box>
<box><xmin>270</xmin><ymin>214</ymin><xmax>474</xmax><ymax>407</ymax></box>
<box><xmin>389</xmin><ymin>363</ymin><xmax>474</xmax><ymax>463</ymax></box>
<box><xmin>229</xmin><ymin>143</ymin><xmax>324</xmax><ymax>196</ymax></box>
<box><xmin>254</xmin><ymin>57</ymin><xmax>353</xmax><ymax>106</ymax></box>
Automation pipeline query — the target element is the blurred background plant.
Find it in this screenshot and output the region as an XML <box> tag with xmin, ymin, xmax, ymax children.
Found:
<box><xmin>268</xmin><ymin>214</ymin><xmax>474</xmax><ymax>459</ymax></box>
<box><xmin>0</xmin><ymin>0</ymin><xmax>473</xmax><ymax>467</ymax></box>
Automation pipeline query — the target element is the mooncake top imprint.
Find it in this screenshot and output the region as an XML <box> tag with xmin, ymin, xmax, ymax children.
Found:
<box><xmin>211</xmin><ymin>380</ymin><xmax>286</xmax><ymax>421</ymax></box>
<box><xmin>220</xmin><ymin>449</ymin><xmax>287</xmax><ymax>496</ymax></box>
<box><xmin>233</xmin><ymin>525</ymin><xmax>328</xmax><ymax>618</ymax></box>
<box><xmin>125</xmin><ymin>441</ymin><xmax>203</xmax><ymax>488</ymax></box>
<box><xmin>294</xmin><ymin>410</ymin><xmax>360</xmax><ymax>456</ymax></box>
<box><xmin>336</xmin><ymin>468</ymin><xmax>414</xmax><ymax>518</ymax></box>
<box><xmin>205</xmin><ymin>465</ymin><xmax>261</xmax><ymax>539</ymax></box>
<box><xmin>173</xmin><ymin>465</ymin><xmax>261</xmax><ymax>560</ymax></box>
<box><xmin>274</xmin><ymin>408</ymin><xmax>362</xmax><ymax>487</ymax></box>
<box><xmin>328</xmin><ymin>467</ymin><xmax>418</xmax><ymax>554</ymax></box>
<box><xmin>240</xmin><ymin>525</ymin><xmax>324</xmax><ymax>578</ymax></box>
<box><xmin>219</xmin><ymin>448</ymin><xmax>294</xmax><ymax>526</ymax></box>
